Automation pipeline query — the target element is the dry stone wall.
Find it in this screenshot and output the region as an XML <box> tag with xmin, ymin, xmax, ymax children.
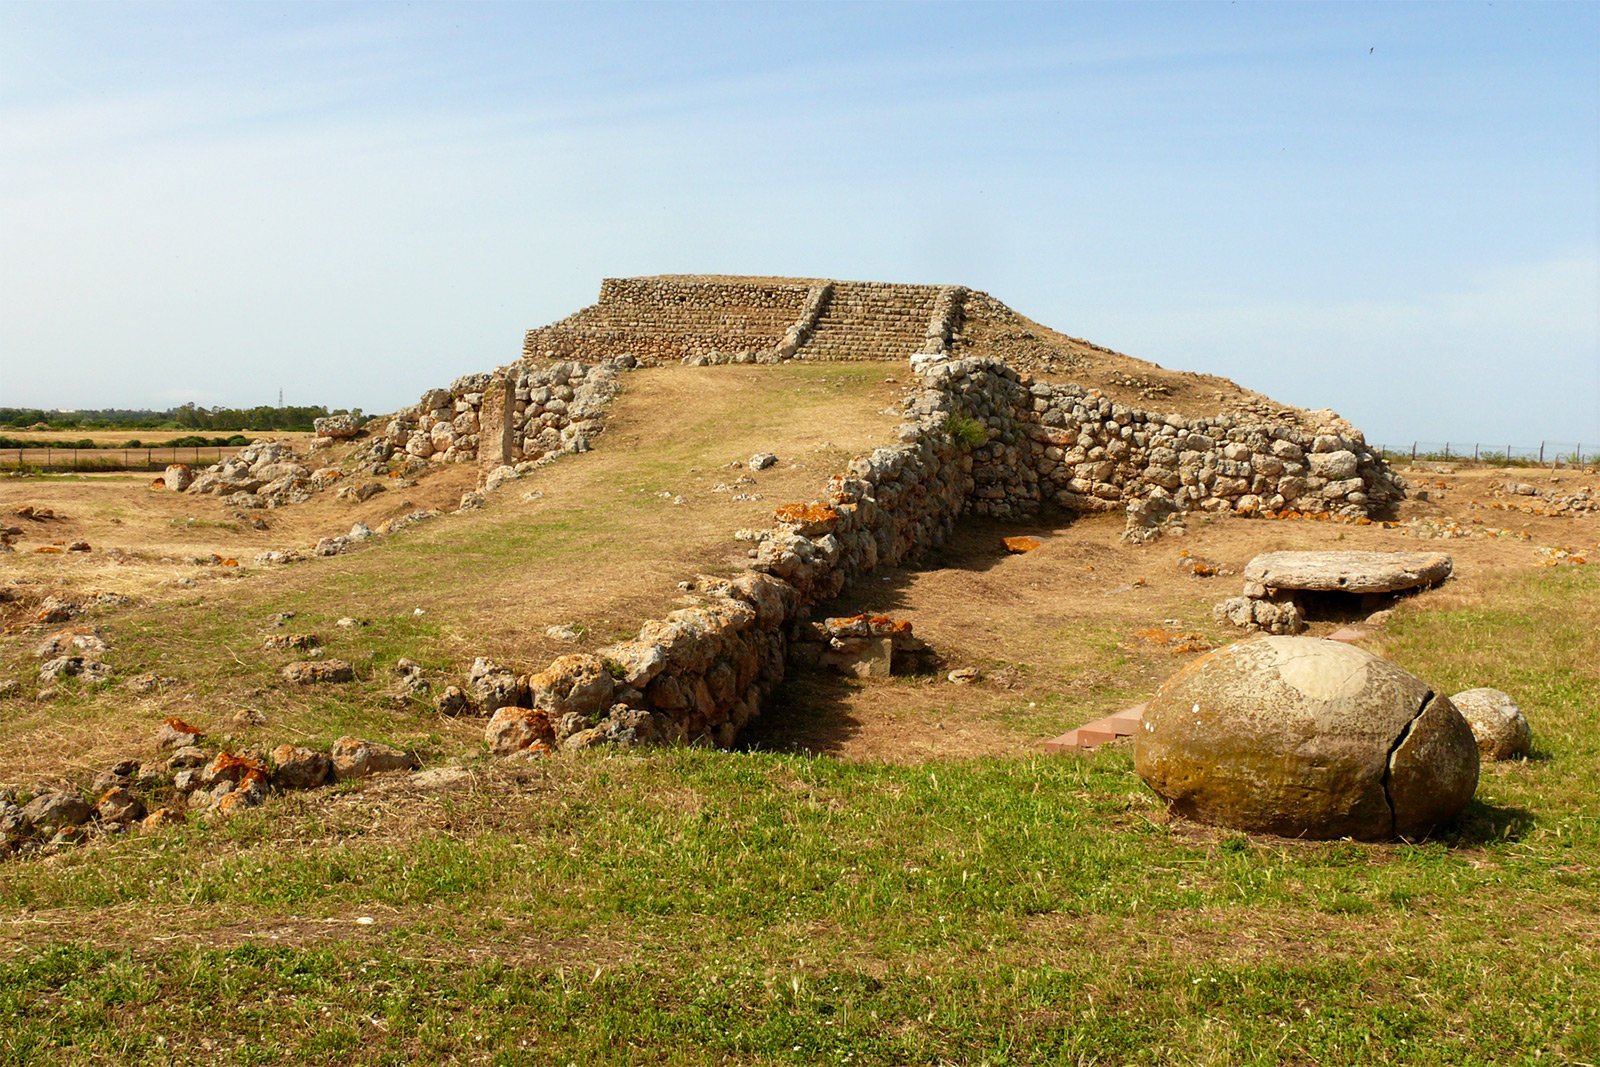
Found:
<box><xmin>519</xmin><ymin>277</ymin><xmax>967</xmax><ymax>368</ymax></box>
<box><xmin>480</xmin><ymin>348</ymin><xmax>1403</xmax><ymax>756</ymax></box>
<box><xmin>373</xmin><ymin>274</ymin><xmax>1407</xmax><ymax>755</ymax></box>
<box><xmin>383</xmin><ymin>361</ymin><xmax>622</xmax><ymax>470</ymax></box>
<box><xmin>523</xmin><ymin>278</ymin><xmax>813</xmax><ymax>365</ymax></box>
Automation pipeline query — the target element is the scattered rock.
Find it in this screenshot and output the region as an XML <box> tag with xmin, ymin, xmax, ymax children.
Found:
<box><xmin>263</xmin><ymin>633</ymin><xmax>320</xmax><ymax>651</ymax></box>
<box><xmin>166</xmin><ymin>745</ymin><xmax>208</xmax><ymax>771</ymax></box>
<box><xmin>38</xmin><ymin>656</ymin><xmax>112</xmax><ymax>684</ymax></box>
<box><xmin>126</xmin><ymin>672</ymin><xmax>176</xmax><ymax>695</ymax></box>
<box><xmin>1450</xmin><ymin>688</ymin><xmax>1532</xmax><ymax>761</ymax></box>
<box><xmin>140</xmin><ymin>807</ymin><xmax>186</xmax><ymax>831</ymax></box>
<box><xmin>749</xmin><ymin>452</ymin><xmax>778</xmax><ymax>471</ymax></box>
<box><xmin>34</xmin><ymin>628</ymin><xmax>107</xmax><ymax>659</ymax></box>
<box><xmin>485</xmin><ymin>707</ymin><xmax>556</xmax><ymax>756</ymax></box>
<box><xmin>410</xmin><ymin>766</ymin><xmax>473</xmax><ymax>790</ymax></box>
<box><xmin>947</xmin><ymin>667</ymin><xmax>981</xmax><ymax>685</ymax></box>
<box><xmin>21</xmin><ymin>791</ymin><xmax>92</xmax><ymax>831</ymax></box>
<box><xmin>270</xmin><ymin>744</ymin><xmax>332</xmax><ymax>789</ymax></box>
<box><xmin>282</xmin><ymin>660</ymin><xmax>354</xmax><ymax>685</ymax></box>
<box><xmin>163</xmin><ymin>464</ymin><xmax>193</xmax><ymax>492</ymax></box>
<box><xmin>1002</xmin><ymin>535</ymin><xmax>1042</xmax><ymax>554</ymax></box>
<box><xmin>34</xmin><ymin>596</ymin><xmax>79</xmax><ymax>625</ymax></box>
<box><xmin>156</xmin><ymin>717</ymin><xmax>204</xmax><ymax>749</ymax></box>
<box><xmin>434</xmin><ymin>685</ymin><xmax>473</xmax><ymax>716</ymax></box>
<box><xmin>95</xmin><ymin>787</ymin><xmax>146</xmax><ymax>825</ymax></box>
<box><xmin>330</xmin><ymin>736</ymin><xmax>418</xmax><ymax>781</ymax></box>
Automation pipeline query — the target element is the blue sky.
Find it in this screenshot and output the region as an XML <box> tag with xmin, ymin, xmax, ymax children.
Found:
<box><xmin>1</xmin><ymin>1</ymin><xmax>1595</xmax><ymax>446</ymax></box>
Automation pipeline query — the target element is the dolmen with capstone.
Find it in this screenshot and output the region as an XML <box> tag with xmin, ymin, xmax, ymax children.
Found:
<box><xmin>1135</xmin><ymin>636</ymin><xmax>1479</xmax><ymax>841</ymax></box>
<box><xmin>1216</xmin><ymin>550</ymin><xmax>1454</xmax><ymax>634</ymax></box>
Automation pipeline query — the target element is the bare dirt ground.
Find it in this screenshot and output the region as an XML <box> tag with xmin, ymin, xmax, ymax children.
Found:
<box><xmin>0</xmin><ymin>364</ymin><xmax>905</xmax><ymax>782</ymax></box>
<box><xmin>745</xmin><ymin>463</ymin><xmax>1600</xmax><ymax>763</ymax></box>
<box><xmin>3</xmin><ymin>364</ymin><xmax>1595</xmax><ymax>785</ymax></box>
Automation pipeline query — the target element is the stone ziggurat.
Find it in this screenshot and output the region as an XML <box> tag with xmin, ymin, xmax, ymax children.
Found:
<box><xmin>383</xmin><ymin>275</ymin><xmax>1410</xmax><ymax>754</ymax></box>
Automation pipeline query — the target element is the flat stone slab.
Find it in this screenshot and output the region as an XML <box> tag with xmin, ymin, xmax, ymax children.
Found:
<box><xmin>1043</xmin><ymin>703</ymin><xmax>1146</xmax><ymax>752</ymax></box>
<box><xmin>1243</xmin><ymin>550</ymin><xmax>1452</xmax><ymax>595</ymax></box>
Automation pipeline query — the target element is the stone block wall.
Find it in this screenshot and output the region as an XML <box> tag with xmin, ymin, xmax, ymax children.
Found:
<box><xmin>383</xmin><ymin>361</ymin><xmax>622</xmax><ymax>470</ymax></box>
<box><xmin>520</xmin><ymin>277</ymin><xmax>969</xmax><ymax>368</ymax></box>
<box><xmin>523</xmin><ymin>278</ymin><xmax>813</xmax><ymax>365</ymax></box>
<box><xmin>481</xmin><ymin>349</ymin><xmax>1404</xmax><ymax>756</ymax></box>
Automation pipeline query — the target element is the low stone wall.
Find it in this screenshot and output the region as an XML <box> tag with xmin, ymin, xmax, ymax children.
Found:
<box><xmin>479</xmin><ymin>351</ymin><xmax>1403</xmax><ymax>755</ymax></box>
<box><xmin>384</xmin><ymin>360</ymin><xmax>622</xmax><ymax>471</ymax></box>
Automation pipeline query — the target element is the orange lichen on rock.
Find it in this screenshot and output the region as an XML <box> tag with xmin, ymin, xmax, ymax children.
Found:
<box><xmin>220</xmin><ymin>558</ymin><xmax>239</xmax><ymax>567</ymax></box>
<box><xmin>1003</xmin><ymin>536</ymin><xmax>1042</xmax><ymax>553</ymax></box>
<box><xmin>1131</xmin><ymin>627</ymin><xmax>1214</xmax><ymax>655</ymax></box>
<box><xmin>773</xmin><ymin>502</ymin><xmax>841</xmax><ymax>534</ymax></box>
<box><xmin>208</xmin><ymin>751</ymin><xmax>269</xmax><ymax>779</ymax></box>
<box><xmin>33</xmin><ymin>546</ymin><xmax>64</xmax><ymax>554</ymax></box>
<box><xmin>162</xmin><ymin>716</ymin><xmax>203</xmax><ymax>738</ymax></box>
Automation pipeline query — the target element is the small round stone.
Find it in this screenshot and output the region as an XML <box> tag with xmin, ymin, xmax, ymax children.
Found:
<box><xmin>1450</xmin><ymin>688</ymin><xmax>1532</xmax><ymax>761</ymax></box>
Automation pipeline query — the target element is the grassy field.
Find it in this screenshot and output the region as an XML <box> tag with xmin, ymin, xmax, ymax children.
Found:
<box><xmin>2</xmin><ymin>561</ymin><xmax>1595</xmax><ymax>1064</ymax></box>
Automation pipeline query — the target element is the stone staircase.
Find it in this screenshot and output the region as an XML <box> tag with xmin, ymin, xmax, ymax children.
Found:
<box><xmin>794</xmin><ymin>282</ymin><xmax>945</xmax><ymax>362</ymax></box>
<box><xmin>522</xmin><ymin>276</ymin><xmax>959</xmax><ymax>367</ymax></box>
<box><xmin>1041</xmin><ymin>704</ymin><xmax>1146</xmax><ymax>752</ymax></box>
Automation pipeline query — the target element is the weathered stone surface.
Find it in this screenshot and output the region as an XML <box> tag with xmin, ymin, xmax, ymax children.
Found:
<box><xmin>330</xmin><ymin>736</ymin><xmax>417</xmax><ymax>780</ymax></box>
<box><xmin>314</xmin><ymin>412</ymin><xmax>363</xmax><ymax>439</ymax></box>
<box><xmin>270</xmin><ymin>744</ymin><xmax>331</xmax><ymax>789</ymax></box>
<box><xmin>485</xmin><ymin>707</ymin><xmax>555</xmax><ymax>756</ymax></box>
<box><xmin>1242</xmin><ymin>551</ymin><xmax>1453</xmax><ymax>594</ymax></box>
<box><xmin>203</xmin><ymin>751</ymin><xmax>269</xmax><ymax>787</ymax></box>
<box><xmin>282</xmin><ymin>660</ymin><xmax>354</xmax><ymax>685</ymax></box>
<box><xmin>38</xmin><ymin>656</ymin><xmax>112</xmax><ymax>684</ymax></box>
<box><xmin>1451</xmin><ymin>688</ymin><xmax>1532</xmax><ymax>761</ymax></box>
<box><xmin>21</xmin><ymin>791</ymin><xmax>92</xmax><ymax>831</ymax></box>
<box><xmin>140</xmin><ymin>806</ymin><xmax>186</xmax><ymax>831</ymax></box>
<box><xmin>95</xmin><ymin>787</ymin><xmax>146</xmax><ymax>825</ymax></box>
<box><xmin>529</xmin><ymin>654</ymin><xmax>615</xmax><ymax>718</ymax></box>
<box><xmin>435</xmin><ymin>685</ymin><xmax>473</xmax><ymax>716</ymax></box>
<box><xmin>1135</xmin><ymin>636</ymin><xmax>1478</xmax><ymax>840</ymax></box>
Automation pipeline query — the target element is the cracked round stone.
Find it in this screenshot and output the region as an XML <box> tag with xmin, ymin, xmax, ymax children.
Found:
<box><xmin>1134</xmin><ymin>636</ymin><xmax>1478</xmax><ymax>841</ymax></box>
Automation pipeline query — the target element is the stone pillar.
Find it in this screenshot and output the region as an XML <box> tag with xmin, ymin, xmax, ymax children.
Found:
<box><xmin>477</xmin><ymin>370</ymin><xmax>518</xmax><ymax>472</ymax></box>
<box><xmin>500</xmin><ymin>371</ymin><xmax>517</xmax><ymax>466</ymax></box>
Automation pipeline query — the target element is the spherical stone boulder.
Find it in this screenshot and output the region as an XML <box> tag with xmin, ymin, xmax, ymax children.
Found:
<box><xmin>1450</xmin><ymin>688</ymin><xmax>1532</xmax><ymax>761</ymax></box>
<box><xmin>1134</xmin><ymin>636</ymin><xmax>1479</xmax><ymax>841</ymax></box>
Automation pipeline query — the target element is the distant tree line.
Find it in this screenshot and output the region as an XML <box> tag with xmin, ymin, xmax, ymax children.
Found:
<box><xmin>0</xmin><ymin>403</ymin><xmax>357</xmax><ymax>432</ymax></box>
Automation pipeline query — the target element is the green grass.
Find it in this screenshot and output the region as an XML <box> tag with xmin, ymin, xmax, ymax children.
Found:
<box><xmin>3</xmin><ymin>473</ymin><xmax>1597</xmax><ymax>1062</ymax></box>
<box><xmin>3</xmin><ymin>566</ymin><xmax>1597</xmax><ymax>1064</ymax></box>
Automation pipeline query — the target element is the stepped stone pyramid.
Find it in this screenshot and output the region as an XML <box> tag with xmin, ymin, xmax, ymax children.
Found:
<box><xmin>523</xmin><ymin>275</ymin><xmax>957</xmax><ymax>367</ymax></box>
<box><xmin>516</xmin><ymin>275</ymin><xmax>1314</xmax><ymax>434</ymax></box>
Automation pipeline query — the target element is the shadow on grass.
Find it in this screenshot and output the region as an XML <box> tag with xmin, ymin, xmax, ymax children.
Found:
<box><xmin>739</xmin><ymin>670</ymin><xmax>865</xmax><ymax>757</ymax></box>
<box><xmin>1435</xmin><ymin>797</ymin><xmax>1537</xmax><ymax>847</ymax></box>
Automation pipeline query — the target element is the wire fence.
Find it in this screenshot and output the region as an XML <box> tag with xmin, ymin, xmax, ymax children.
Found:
<box><xmin>0</xmin><ymin>446</ymin><xmax>241</xmax><ymax>473</ymax></box>
<box><xmin>1373</xmin><ymin>441</ymin><xmax>1592</xmax><ymax>468</ymax></box>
